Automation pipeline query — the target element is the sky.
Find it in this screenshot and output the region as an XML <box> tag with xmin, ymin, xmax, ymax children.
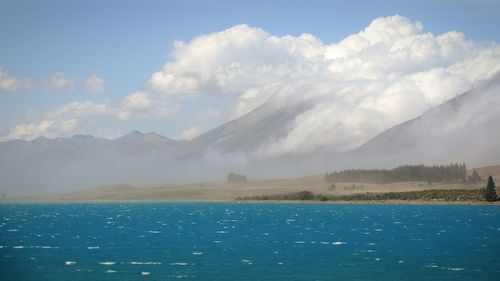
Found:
<box><xmin>1</xmin><ymin>0</ymin><xmax>499</xmax><ymax>142</ymax></box>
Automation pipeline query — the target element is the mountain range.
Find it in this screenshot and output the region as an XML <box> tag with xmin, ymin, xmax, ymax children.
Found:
<box><xmin>1</xmin><ymin>74</ymin><xmax>499</xmax><ymax>196</ymax></box>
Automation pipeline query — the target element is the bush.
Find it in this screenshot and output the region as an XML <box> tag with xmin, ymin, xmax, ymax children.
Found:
<box><xmin>297</xmin><ymin>190</ymin><xmax>314</xmax><ymax>200</ymax></box>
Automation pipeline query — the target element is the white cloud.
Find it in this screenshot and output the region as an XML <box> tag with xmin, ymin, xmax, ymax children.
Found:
<box><xmin>46</xmin><ymin>72</ymin><xmax>76</xmax><ymax>91</ymax></box>
<box><xmin>0</xmin><ymin>101</ymin><xmax>112</xmax><ymax>141</ymax></box>
<box><xmin>149</xmin><ymin>15</ymin><xmax>500</xmax><ymax>156</ymax></box>
<box><xmin>117</xmin><ymin>91</ymin><xmax>180</xmax><ymax>120</ymax></box>
<box><xmin>84</xmin><ymin>73</ymin><xmax>106</xmax><ymax>93</ymax></box>
<box><xmin>179</xmin><ymin>126</ymin><xmax>202</xmax><ymax>140</ymax></box>
<box><xmin>121</xmin><ymin>91</ymin><xmax>152</xmax><ymax>110</ymax></box>
<box><xmin>0</xmin><ymin>90</ymin><xmax>179</xmax><ymax>140</ymax></box>
<box><xmin>1</xmin><ymin>119</ymin><xmax>78</xmax><ymax>141</ymax></box>
<box><xmin>0</xmin><ymin>67</ymin><xmax>31</xmax><ymax>91</ymax></box>
<box><xmin>47</xmin><ymin>100</ymin><xmax>111</xmax><ymax>119</ymax></box>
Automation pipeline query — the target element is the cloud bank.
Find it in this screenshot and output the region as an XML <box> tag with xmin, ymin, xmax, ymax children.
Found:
<box><xmin>149</xmin><ymin>15</ymin><xmax>500</xmax><ymax>155</ymax></box>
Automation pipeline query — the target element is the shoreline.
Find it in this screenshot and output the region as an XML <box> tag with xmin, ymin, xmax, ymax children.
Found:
<box><xmin>1</xmin><ymin>198</ymin><xmax>498</xmax><ymax>205</ymax></box>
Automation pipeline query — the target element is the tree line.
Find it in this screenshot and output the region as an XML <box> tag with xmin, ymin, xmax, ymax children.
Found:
<box><xmin>324</xmin><ymin>163</ymin><xmax>482</xmax><ymax>184</ymax></box>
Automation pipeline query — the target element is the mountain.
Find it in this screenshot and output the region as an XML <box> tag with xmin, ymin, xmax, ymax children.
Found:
<box><xmin>1</xmin><ymin>74</ymin><xmax>499</xmax><ymax>197</ymax></box>
<box><xmin>354</xmin><ymin>73</ymin><xmax>500</xmax><ymax>167</ymax></box>
<box><xmin>0</xmin><ymin>131</ymin><xmax>180</xmax><ymax>166</ymax></box>
<box><xmin>178</xmin><ymin>101</ymin><xmax>312</xmax><ymax>157</ymax></box>
<box><xmin>0</xmin><ymin>101</ymin><xmax>314</xmax><ymax>196</ymax></box>
<box><xmin>114</xmin><ymin>130</ymin><xmax>179</xmax><ymax>156</ymax></box>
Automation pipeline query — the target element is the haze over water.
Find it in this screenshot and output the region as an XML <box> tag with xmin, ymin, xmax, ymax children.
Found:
<box><xmin>1</xmin><ymin>203</ymin><xmax>499</xmax><ymax>280</ymax></box>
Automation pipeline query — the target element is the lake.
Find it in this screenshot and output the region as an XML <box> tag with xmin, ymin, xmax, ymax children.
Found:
<box><xmin>1</xmin><ymin>203</ymin><xmax>499</xmax><ymax>280</ymax></box>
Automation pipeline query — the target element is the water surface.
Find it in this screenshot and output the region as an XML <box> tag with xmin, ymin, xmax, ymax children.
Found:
<box><xmin>1</xmin><ymin>203</ymin><xmax>499</xmax><ymax>280</ymax></box>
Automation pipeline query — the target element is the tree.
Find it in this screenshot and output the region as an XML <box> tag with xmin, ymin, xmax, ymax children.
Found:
<box><xmin>227</xmin><ymin>172</ymin><xmax>247</xmax><ymax>183</ymax></box>
<box><xmin>485</xmin><ymin>176</ymin><xmax>497</xmax><ymax>202</ymax></box>
<box><xmin>469</xmin><ymin>170</ymin><xmax>482</xmax><ymax>184</ymax></box>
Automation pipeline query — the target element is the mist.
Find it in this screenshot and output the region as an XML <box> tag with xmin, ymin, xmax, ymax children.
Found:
<box><xmin>1</xmin><ymin>71</ymin><xmax>499</xmax><ymax>197</ymax></box>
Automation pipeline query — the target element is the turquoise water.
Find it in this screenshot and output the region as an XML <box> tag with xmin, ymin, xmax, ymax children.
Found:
<box><xmin>1</xmin><ymin>203</ymin><xmax>499</xmax><ymax>280</ymax></box>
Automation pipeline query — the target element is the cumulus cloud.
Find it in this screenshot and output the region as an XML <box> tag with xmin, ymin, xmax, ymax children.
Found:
<box><xmin>179</xmin><ymin>126</ymin><xmax>202</xmax><ymax>140</ymax></box>
<box><xmin>1</xmin><ymin>119</ymin><xmax>78</xmax><ymax>141</ymax></box>
<box><xmin>0</xmin><ymin>90</ymin><xmax>178</xmax><ymax>140</ymax></box>
<box><xmin>84</xmin><ymin>73</ymin><xmax>106</xmax><ymax>93</ymax></box>
<box><xmin>117</xmin><ymin>91</ymin><xmax>152</xmax><ymax>120</ymax></box>
<box><xmin>46</xmin><ymin>72</ymin><xmax>76</xmax><ymax>91</ymax></box>
<box><xmin>0</xmin><ymin>101</ymin><xmax>111</xmax><ymax>141</ymax></box>
<box><xmin>0</xmin><ymin>67</ymin><xmax>31</xmax><ymax>91</ymax></box>
<box><xmin>148</xmin><ymin>15</ymin><xmax>500</xmax><ymax>156</ymax></box>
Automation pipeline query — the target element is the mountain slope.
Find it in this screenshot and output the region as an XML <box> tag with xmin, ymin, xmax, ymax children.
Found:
<box><xmin>354</xmin><ymin>73</ymin><xmax>500</xmax><ymax>167</ymax></box>
<box><xmin>179</xmin><ymin>101</ymin><xmax>313</xmax><ymax>156</ymax></box>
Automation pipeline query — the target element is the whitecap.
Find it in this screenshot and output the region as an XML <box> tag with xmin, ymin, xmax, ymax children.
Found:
<box><xmin>170</xmin><ymin>262</ymin><xmax>189</xmax><ymax>266</ymax></box>
<box><xmin>7</xmin><ymin>229</ymin><xmax>19</xmax><ymax>232</ymax></box>
<box><xmin>99</xmin><ymin>261</ymin><xmax>116</xmax><ymax>266</ymax></box>
<box><xmin>88</xmin><ymin>246</ymin><xmax>100</xmax><ymax>250</ymax></box>
<box><xmin>148</xmin><ymin>230</ymin><xmax>161</xmax><ymax>234</ymax></box>
<box><xmin>141</xmin><ymin>271</ymin><xmax>151</xmax><ymax>275</ymax></box>
<box><xmin>65</xmin><ymin>261</ymin><xmax>76</xmax><ymax>266</ymax></box>
<box><xmin>105</xmin><ymin>270</ymin><xmax>116</xmax><ymax>273</ymax></box>
<box><xmin>192</xmin><ymin>252</ymin><xmax>203</xmax><ymax>255</ymax></box>
<box><xmin>129</xmin><ymin>261</ymin><xmax>161</xmax><ymax>265</ymax></box>
<box><xmin>447</xmin><ymin>267</ymin><xmax>464</xmax><ymax>271</ymax></box>
<box><xmin>332</xmin><ymin>241</ymin><xmax>347</xmax><ymax>245</ymax></box>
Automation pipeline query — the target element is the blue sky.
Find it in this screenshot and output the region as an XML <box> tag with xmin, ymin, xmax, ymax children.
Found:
<box><xmin>1</xmin><ymin>0</ymin><xmax>499</xmax><ymax>140</ymax></box>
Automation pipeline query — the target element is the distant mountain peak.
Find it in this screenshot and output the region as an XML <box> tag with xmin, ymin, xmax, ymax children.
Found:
<box><xmin>115</xmin><ymin>130</ymin><xmax>174</xmax><ymax>144</ymax></box>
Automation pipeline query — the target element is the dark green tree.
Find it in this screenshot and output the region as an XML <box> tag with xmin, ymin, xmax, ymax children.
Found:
<box><xmin>485</xmin><ymin>176</ymin><xmax>497</xmax><ymax>202</ymax></box>
<box><xmin>297</xmin><ymin>190</ymin><xmax>314</xmax><ymax>200</ymax></box>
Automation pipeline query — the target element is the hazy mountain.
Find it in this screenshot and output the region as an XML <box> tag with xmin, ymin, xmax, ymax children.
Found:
<box><xmin>178</xmin><ymin>102</ymin><xmax>313</xmax><ymax>157</ymax></box>
<box><xmin>0</xmin><ymin>131</ymin><xmax>180</xmax><ymax>166</ymax></box>
<box><xmin>0</xmin><ymin>101</ymin><xmax>315</xmax><ymax>196</ymax></box>
<box><xmin>1</xmin><ymin>74</ymin><xmax>499</xmax><ymax>197</ymax></box>
<box><xmin>354</xmin><ymin>73</ymin><xmax>500</xmax><ymax>167</ymax></box>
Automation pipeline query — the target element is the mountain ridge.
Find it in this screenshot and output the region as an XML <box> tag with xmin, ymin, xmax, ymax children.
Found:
<box><xmin>1</xmin><ymin>74</ymin><xmax>499</xmax><ymax>196</ymax></box>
